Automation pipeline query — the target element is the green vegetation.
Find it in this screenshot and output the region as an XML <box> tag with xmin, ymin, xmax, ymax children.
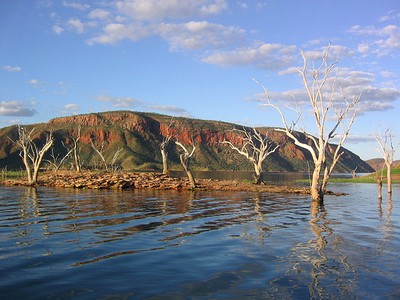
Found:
<box><xmin>1</xmin><ymin>168</ymin><xmax>25</xmax><ymax>180</ymax></box>
<box><xmin>329</xmin><ymin>168</ymin><xmax>400</xmax><ymax>184</ymax></box>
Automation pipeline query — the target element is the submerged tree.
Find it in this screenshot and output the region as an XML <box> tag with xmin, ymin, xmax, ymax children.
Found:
<box><xmin>11</xmin><ymin>126</ymin><xmax>54</xmax><ymax>185</ymax></box>
<box><xmin>175</xmin><ymin>140</ymin><xmax>196</xmax><ymax>188</ymax></box>
<box><xmin>374</xmin><ymin>127</ymin><xmax>399</xmax><ymax>195</ymax></box>
<box><xmin>256</xmin><ymin>46</ymin><xmax>359</xmax><ymax>202</ymax></box>
<box><xmin>222</xmin><ymin>127</ymin><xmax>279</xmax><ymax>184</ymax></box>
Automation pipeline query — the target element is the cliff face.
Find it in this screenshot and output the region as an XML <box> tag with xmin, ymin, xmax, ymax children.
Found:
<box><xmin>0</xmin><ymin>110</ymin><xmax>374</xmax><ymax>173</ymax></box>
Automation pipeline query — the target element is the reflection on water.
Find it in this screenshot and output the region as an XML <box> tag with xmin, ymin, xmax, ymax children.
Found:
<box><xmin>0</xmin><ymin>183</ymin><xmax>399</xmax><ymax>299</ymax></box>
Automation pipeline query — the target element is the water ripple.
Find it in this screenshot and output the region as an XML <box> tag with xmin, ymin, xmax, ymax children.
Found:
<box><xmin>0</xmin><ymin>184</ymin><xmax>399</xmax><ymax>299</ymax></box>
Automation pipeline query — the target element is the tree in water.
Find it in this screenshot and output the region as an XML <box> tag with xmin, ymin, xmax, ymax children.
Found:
<box><xmin>222</xmin><ymin>127</ymin><xmax>279</xmax><ymax>184</ymax></box>
<box><xmin>255</xmin><ymin>45</ymin><xmax>359</xmax><ymax>202</ymax></box>
<box><xmin>374</xmin><ymin>127</ymin><xmax>399</xmax><ymax>195</ymax></box>
<box><xmin>175</xmin><ymin>140</ymin><xmax>196</xmax><ymax>188</ymax></box>
<box><xmin>11</xmin><ymin>126</ymin><xmax>54</xmax><ymax>185</ymax></box>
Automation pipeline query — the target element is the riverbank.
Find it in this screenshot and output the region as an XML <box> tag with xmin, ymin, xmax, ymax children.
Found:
<box><xmin>2</xmin><ymin>170</ymin><xmax>316</xmax><ymax>195</ymax></box>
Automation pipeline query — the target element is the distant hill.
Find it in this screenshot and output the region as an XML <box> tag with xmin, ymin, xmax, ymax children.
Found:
<box><xmin>366</xmin><ymin>158</ymin><xmax>400</xmax><ymax>171</ymax></box>
<box><xmin>0</xmin><ymin>110</ymin><xmax>374</xmax><ymax>173</ymax></box>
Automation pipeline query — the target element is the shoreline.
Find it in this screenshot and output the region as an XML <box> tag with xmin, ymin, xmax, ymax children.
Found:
<box><xmin>1</xmin><ymin>170</ymin><xmax>314</xmax><ymax>195</ymax></box>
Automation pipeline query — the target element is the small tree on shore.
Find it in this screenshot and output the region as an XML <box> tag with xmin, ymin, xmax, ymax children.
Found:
<box><xmin>256</xmin><ymin>46</ymin><xmax>359</xmax><ymax>202</ymax></box>
<box><xmin>11</xmin><ymin>126</ymin><xmax>54</xmax><ymax>185</ymax></box>
<box><xmin>175</xmin><ymin>140</ymin><xmax>196</xmax><ymax>188</ymax></box>
<box><xmin>374</xmin><ymin>128</ymin><xmax>399</xmax><ymax>195</ymax></box>
<box><xmin>222</xmin><ymin>127</ymin><xmax>279</xmax><ymax>184</ymax></box>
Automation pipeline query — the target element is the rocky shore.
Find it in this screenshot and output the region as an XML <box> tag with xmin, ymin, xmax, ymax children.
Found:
<box><xmin>2</xmin><ymin>171</ymin><xmax>314</xmax><ymax>195</ymax></box>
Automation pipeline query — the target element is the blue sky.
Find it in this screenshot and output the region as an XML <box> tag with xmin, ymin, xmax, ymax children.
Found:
<box><xmin>1</xmin><ymin>0</ymin><xmax>399</xmax><ymax>160</ymax></box>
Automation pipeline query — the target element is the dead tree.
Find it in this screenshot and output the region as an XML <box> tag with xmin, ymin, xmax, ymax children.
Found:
<box><xmin>374</xmin><ymin>128</ymin><xmax>399</xmax><ymax>195</ymax></box>
<box><xmin>46</xmin><ymin>146</ymin><xmax>72</xmax><ymax>172</ymax></box>
<box><xmin>222</xmin><ymin>127</ymin><xmax>279</xmax><ymax>184</ymax></box>
<box><xmin>71</xmin><ymin>125</ymin><xmax>82</xmax><ymax>172</ymax></box>
<box><xmin>110</xmin><ymin>147</ymin><xmax>123</xmax><ymax>171</ymax></box>
<box><xmin>160</xmin><ymin>118</ymin><xmax>175</xmax><ymax>174</ymax></box>
<box><xmin>175</xmin><ymin>140</ymin><xmax>196</xmax><ymax>188</ymax></box>
<box><xmin>90</xmin><ymin>136</ymin><xmax>108</xmax><ymax>171</ymax></box>
<box><xmin>11</xmin><ymin>126</ymin><xmax>54</xmax><ymax>185</ymax></box>
<box><xmin>256</xmin><ymin>46</ymin><xmax>359</xmax><ymax>202</ymax></box>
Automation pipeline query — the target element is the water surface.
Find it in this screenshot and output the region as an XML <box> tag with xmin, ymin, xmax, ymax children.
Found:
<box><xmin>0</xmin><ymin>183</ymin><xmax>399</xmax><ymax>299</ymax></box>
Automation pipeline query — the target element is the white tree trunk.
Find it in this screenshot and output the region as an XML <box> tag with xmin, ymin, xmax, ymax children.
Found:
<box><xmin>161</xmin><ymin>143</ymin><xmax>169</xmax><ymax>174</ymax></box>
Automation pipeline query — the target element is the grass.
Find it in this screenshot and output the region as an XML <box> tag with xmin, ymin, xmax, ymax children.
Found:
<box><xmin>0</xmin><ymin>168</ymin><xmax>25</xmax><ymax>181</ymax></box>
<box><xmin>329</xmin><ymin>168</ymin><xmax>400</xmax><ymax>184</ymax></box>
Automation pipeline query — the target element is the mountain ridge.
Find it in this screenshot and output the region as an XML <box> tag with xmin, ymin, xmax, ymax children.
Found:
<box><xmin>0</xmin><ymin>110</ymin><xmax>374</xmax><ymax>173</ymax></box>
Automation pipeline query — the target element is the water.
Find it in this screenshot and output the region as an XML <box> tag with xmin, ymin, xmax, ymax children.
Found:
<box><xmin>0</xmin><ymin>183</ymin><xmax>399</xmax><ymax>299</ymax></box>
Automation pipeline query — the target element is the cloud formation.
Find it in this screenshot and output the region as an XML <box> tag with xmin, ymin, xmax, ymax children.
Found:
<box><xmin>146</xmin><ymin>104</ymin><xmax>189</xmax><ymax>116</ymax></box>
<box><xmin>256</xmin><ymin>64</ymin><xmax>400</xmax><ymax>116</ymax></box>
<box><xmin>202</xmin><ymin>43</ymin><xmax>297</xmax><ymax>70</ymax></box>
<box><xmin>115</xmin><ymin>0</ymin><xmax>227</xmax><ymax>21</ymax></box>
<box><xmin>96</xmin><ymin>95</ymin><xmax>143</xmax><ymax>108</ymax></box>
<box><xmin>349</xmin><ymin>24</ymin><xmax>400</xmax><ymax>56</ymax></box>
<box><xmin>2</xmin><ymin>65</ymin><xmax>22</xmax><ymax>72</ymax></box>
<box><xmin>63</xmin><ymin>103</ymin><xmax>80</xmax><ymax>115</ymax></box>
<box><xmin>0</xmin><ymin>101</ymin><xmax>37</xmax><ymax>117</ymax></box>
<box><xmin>158</xmin><ymin>21</ymin><xmax>245</xmax><ymax>51</ymax></box>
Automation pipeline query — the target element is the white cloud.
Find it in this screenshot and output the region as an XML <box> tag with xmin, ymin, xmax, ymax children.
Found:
<box><xmin>236</xmin><ymin>1</ymin><xmax>248</xmax><ymax>9</ymax></box>
<box><xmin>258</xmin><ymin>66</ymin><xmax>400</xmax><ymax>115</ymax></box>
<box><xmin>349</xmin><ymin>24</ymin><xmax>400</xmax><ymax>56</ymax></box>
<box><xmin>202</xmin><ymin>43</ymin><xmax>297</xmax><ymax>70</ymax></box>
<box><xmin>380</xmin><ymin>70</ymin><xmax>396</xmax><ymax>78</ymax></box>
<box><xmin>303</xmin><ymin>45</ymin><xmax>355</xmax><ymax>61</ymax></box>
<box><xmin>0</xmin><ymin>101</ymin><xmax>37</xmax><ymax>117</ymax></box>
<box><xmin>67</xmin><ymin>18</ymin><xmax>96</xmax><ymax>33</ymax></box>
<box><xmin>378</xmin><ymin>10</ymin><xmax>400</xmax><ymax>22</ymax></box>
<box><xmin>115</xmin><ymin>0</ymin><xmax>227</xmax><ymax>21</ymax></box>
<box><xmin>158</xmin><ymin>21</ymin><xmax>245</xmax><ymax>51</ymax></box>
<box><xmin>28</xmin><ymin>79</ymin><xmax>40</xmax><ymax>85</ymax></box>
<box><xmin>64</xmin><ymin>103</ymin><xmax>80</xmax><ymax>114</ymax></box>
<box><xmin>2</xmin><ymin>65</ymin><xmax>22</xmax><ymax>72</ymax></box>
<box><xmin>147</xmin><ymin>104</ymin><xmax>189</xmax><ymax>116</ymax></box>
<box><xmin>87</xmin><ymin>23</ymin><xmax>151</xmax><ymax>45</ymax></box>
<box><xmin>96</xmin><ymin>95</ymin><xmax>143</xmax><ymax>108</ymax></box>
<box><xmin>62</xmin><ymin>1</ymin><xmax>90</xmax><ymax>11</ymax></box>
<box><xmin>88</xmin><ymin>8</ymin><xmax>111</xmax><ymax>20</ymax></box>
<box><xmin>52</xmin><ymin>24</ymin><xmax>65</xmax><ymax>34</ymax></box>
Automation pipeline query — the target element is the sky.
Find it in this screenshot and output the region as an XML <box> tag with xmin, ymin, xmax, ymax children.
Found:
<box><xmin>1</xmin><ymin>0</ymin><xmax>399</xmax><ymax>160</ymax></box>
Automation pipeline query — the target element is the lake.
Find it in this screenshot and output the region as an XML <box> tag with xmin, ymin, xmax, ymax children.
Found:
<box><xmin>0</xmin><ymin>181</ymin><xmax>399</xmax><ymax>299</ymax></box>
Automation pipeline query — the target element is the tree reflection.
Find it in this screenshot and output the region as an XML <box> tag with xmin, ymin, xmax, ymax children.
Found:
<box><xmin>308</xmin><ymin>201</ymin><xmax>329</xmax><ymax>298</ymax></box>
<box><xmin>270</xmin><ymin>200</ymin><xmax>357</xmax><ymax>298</ymax></box>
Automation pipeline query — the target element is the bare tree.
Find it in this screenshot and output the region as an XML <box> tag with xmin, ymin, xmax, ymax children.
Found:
<box><xmin>46</xmin><ymin>146</ymin><xmax>72</xmax><ymax>172</ymax></box>
<box><xmin>222</xmin><ymin>127</ymin><xmax>279</xmax><ymax>184</ymax></box>
<box><xmin>71</xmin><ymin>125</ymin><xmax>82</xmax><ymax>172</ymax></box>
<box><xmin>374</xmin><ymin>128</ymin><xmax>399</xmax><ymax>195</ymax></box>
<box><xmin>160</xmin><ymin>118</ymin><xmax>175</xmax><ymax>174</ymax></box>
<box><xmin>110</xmin><ymin>147</ymin><xmax>123</xmax><ymax>171</ymax></box>
<box><xmin>175</xmin><ymin>140</ymin><xmax>196</xmax><ymax>188</ymax></box>
<box><xmin>90</xmin><ymin>136</ymin><xmax>108</xmax><ymax>171</ymax></box>
<box><xmin>256</xmin><ymin>46</ymin><xmax>359</xmax><ymax>202</ymax></box>
<box><xmin>11</xmin><ymin>126</ymin><xmax>54</xmax><ymax>185</ymax></box>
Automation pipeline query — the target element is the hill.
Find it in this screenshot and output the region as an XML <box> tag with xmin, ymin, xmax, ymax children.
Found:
<box><xmin>0</xmin><ymin>110</ymin><xmax>374</xmax><ymax>173</ymax></box>
<box><xmin>365</xmin><ymin>158</ymin><xmax>400</xmax><ymax>171</ymax></box>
